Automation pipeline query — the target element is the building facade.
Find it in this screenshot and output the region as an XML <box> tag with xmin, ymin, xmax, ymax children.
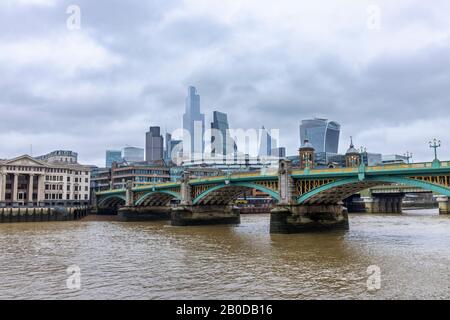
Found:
<box><xmin>271</xmin><ymin>147</ymin><xmax>286</xmax><ymax>158</ymax></box>
<box><xmin>122</xmin><ymin>146</ymin><xmax>145</xmax><ymax>163</ymax></box>
<box><xmin>382</xmin><ymin>154</ymin><xmax>410</xmax><ymax>164</ymax></box>
<box><xmin>146</xmin><ymin>126</ymin><xmax>164</xmax><ymax>162</ymax></box>
<box><xmin>183</xmin><ymin>86</ymin><xmax>205</xmax><ymax>158</ymax></box>
<box><xmin>300</xmin><ymin>118</ymin><xmax>341</xmax><ymax>153</ymax></box>
<box><xmin>169</xmin><ymin>166</ymin><xmax>223</xmax><ymax>182</ymax></box>
<box><xmin>111</xmin><ymin>162</ymin><xmax>171</xmax><ymax>189</ymax></box>
<box><xmin>105</xmin><ymin>150</ymin><xmax>123</xmax><ymax>168</ymax></box>
<box><xmin>91</xmin><ymin>167</ymin><xmax>112</xmax><ymax>192</ymax></box>
<box><xmin>35</xmin><ymin>150</ymin><xmax>78</xmax><ymax>164</ymax></box>
<box><xmin>0</xmin><ymin>154</ymin><xmax>91</xmax><ymax>207</ymax></box>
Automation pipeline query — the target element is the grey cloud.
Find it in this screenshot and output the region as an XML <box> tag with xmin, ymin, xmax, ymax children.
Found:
<box><xmin>1</xmin><ymin>0</ymin><xmax>450</xmax><ymax>165</ymax></box>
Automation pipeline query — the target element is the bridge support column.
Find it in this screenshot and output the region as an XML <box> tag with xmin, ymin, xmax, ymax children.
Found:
<box><xmin>93</xmin><ymin>207</ymin><xmax>120</xmax><ymax>215</ymax></box>
<box><xmin>270</xmin><ymin>204</ymin><xmax>349</xmax><ymax>234</ymax></box>
<box><xmin>171</xmin><ymin>205</ymin><xmax>240</xmax><ymax>226</ymax></box>
<box><xmin>270</xmin><ymin>159</ymin><xmax>348</xmax><ymax>234</ymax></box>
<box><xmin>437</xmin><ymin>196</ymin><xmax>450</xmax><ymax>215</ymax></box>
<box><xmin>364</xmin><ymin>195</ymin><xmax>403</xmax><ymax>214</ymax></box>
<box><xmin>171</xmin><ymin>171</ymin><xmax>240</xmax><ymax>226</ymax></box>
<box><xmin>363</xmin><ymin>197</ymin><xmax>380</xmax><ymax>214</ymax></box>
<box><xmin>118</xmin><ymin>206</ymin><xmax>171</xmax><ymax>222</ymax></box>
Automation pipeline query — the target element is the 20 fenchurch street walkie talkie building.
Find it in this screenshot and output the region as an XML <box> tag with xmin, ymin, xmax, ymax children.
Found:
<box><xmin>299</xmin><ymin>118</ymin><xmax>341</xmax><ymax>153</ymax></box>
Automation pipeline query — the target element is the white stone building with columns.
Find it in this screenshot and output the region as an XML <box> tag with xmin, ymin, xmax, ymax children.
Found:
<box><xmin>0</xmin><ymin>154</ymin><xmax>91</xmax><ymax>207</ymax></box>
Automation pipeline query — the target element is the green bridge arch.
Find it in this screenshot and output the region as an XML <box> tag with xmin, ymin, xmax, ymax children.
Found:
<box><xmin>193</xmin><ymin>182</ymin><xmax>281</xmax><ymax>205</ymax></box>
<box><xmin>297</xmin><ymin>176</ymin><xmax>450</xmax><ymax>204</ymax></box>
<box><xmin>135</xmin><ymin>190</ymin><xmax>181</xmax><ymax>206</ymax></box>
<box><xmin>97</xmin><ymin>194</ymin><xmax>127</xmax><ymax>207</ymax></box>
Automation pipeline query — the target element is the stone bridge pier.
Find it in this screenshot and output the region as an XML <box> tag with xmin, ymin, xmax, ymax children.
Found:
<box><xmin>363</xmin><ymin>194</ymin><xmax>404</xmax><ymax>214</ymax></box>
<box><xmin>437</xmin><ymin>196</ymin><xmax>450</xmax><ymax>214</ymax></box>
<box><xmin>171</xmin><ymin>172</ymin><xmax>241</xmax><ymax>226</ymax></box>
<box><xmin>270</xmin><ymin>160</ymin><xmax>349</xmax><ymax>234</ymax></box>
<box><xmin>117</xmin><ymin>181</ymin><xmax>172</xmax><ymax>222</ymax></box>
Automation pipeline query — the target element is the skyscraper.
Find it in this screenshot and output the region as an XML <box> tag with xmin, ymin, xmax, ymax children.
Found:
<box><xmin>105</xmin><ymin>150</ymin><xmax>122</xmax><ymax>168</ymax></box>
<box><xmin>211</xmin><ymin>111</ymin><xmax>234</xmax><ymax>157</ymax></box>
<box><xmin>183</xmin><ymin>86</ymin><xmax>205</xmax><ymax>158</ymax></box>
<box><xmin>299</xmin><ymin>118</ymin><xmax>341</xmax><ymax>153</ymax></box>
<box><xmin>146</xmin><ymin>126</ymin><xmax>164</xmax><ymax>162</ymax></box>
<box><xmin>164</xmin><ymin>132</ymin><xmax>172</xmax><ymax>160</ymax></box>
<box><xmin>258</xmin><ymin>126</ymin><xmax>277</xmax><ymax>157</ymax></box>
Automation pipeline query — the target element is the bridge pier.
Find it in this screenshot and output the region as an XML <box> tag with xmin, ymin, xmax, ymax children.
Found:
<box><xmin>171</xmin><ymin>205</ymin><xmax>240</xmax><ymax>226</ymax></box>
<box><xmin>270</xmin><ymin>160</ymin><xmax>348</xmax><ymax>234</ymax></box>
<box><xmin>118</xmin><ymin>206</ymin><xmax>171</xmax><ymax>222</ymax></box>
<box><xmin>270</xmin><ymin>204</ymin><xmax>349</xmax><ymax>234</ymax></box>
<box><xmin>93</xmin><ymin>207</ymin><xmax>120</xmax><ymax>215</ymax></box>
<box><xmin>437</xmin><ymin>196</ymin><xmax>450</xmax><ymax>214</ymax></box>
<box><xmin>363</xmin><ymin>195</ymin><xmax>403</xmax><ymax>214</ymax></box>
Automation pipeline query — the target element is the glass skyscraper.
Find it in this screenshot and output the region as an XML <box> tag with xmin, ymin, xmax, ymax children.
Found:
<box><xmin>183</xmin><ymin>86</ymin><xmax>205</xmax><ymax>158</ymax></box>
<box><xmin>211</xmin><ymin>111</ymin><xmax>234</xmax><ymax>157</ymax></box>
<box><xmin>299</xmin><ymin>118</ymin><xmax>341</xmax><ymax>153</ymax></box>
<box><xmin>105</xmin><ymin>150</ymin><xmax>122</xmax><ymax>168</ymax></box>
<box><xmin>259</xmin><ymin>126</ymin><xmax>277</xmax><ymax>157</ymax></box>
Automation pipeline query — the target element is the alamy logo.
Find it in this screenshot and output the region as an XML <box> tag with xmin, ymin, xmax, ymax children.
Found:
<box><xmin>366</xmin><ymin>265</ymin><xmax>381</xmax><ymax>292</ymax></box>
<box><xmin>66</xmin><ymin>5</ymin><xmax>81</xmax><ymax>31</ymax></box>
<box><xmin>366</xmin><ymin>5</ymin><xmax>381</xmax><ymax>31</ymax></box>
<box><xmin>66</xmin><ymin>265</ymin><xmax>81</xmax><ymax>290</ymax></box>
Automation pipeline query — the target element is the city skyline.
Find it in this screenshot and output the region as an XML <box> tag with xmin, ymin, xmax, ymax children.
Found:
<box><xmin>1</xmin><ymin>1</ymin><xmax>450</xmax><ymax>166</ymax></box>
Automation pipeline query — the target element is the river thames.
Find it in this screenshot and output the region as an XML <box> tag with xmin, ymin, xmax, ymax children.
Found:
<box><xmin>0</xmin><ymin>209</ymin><xmax>449</xmax><ymax>300</ymax></box>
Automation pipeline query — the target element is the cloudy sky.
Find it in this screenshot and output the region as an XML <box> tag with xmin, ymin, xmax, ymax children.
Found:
<box><xmin>1</xmin><ymin>0</ymin><xmax>450</xmax><ymax>166</ymax></box>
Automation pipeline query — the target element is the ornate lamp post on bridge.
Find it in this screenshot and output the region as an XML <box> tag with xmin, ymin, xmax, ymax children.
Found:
<box><xmin>359</xmin><ymin>146</ymin><xmax>367</xmax><ymax>166</ymax></box>
<box><xmin>404</xmin><ymin>151</ymin><xmax>413</xmax><ymax>164</ymax></box>
<box><xmin>429</xmin><ymin>139</ymin><xmax>442</xmax><ymax>168</ymax></box>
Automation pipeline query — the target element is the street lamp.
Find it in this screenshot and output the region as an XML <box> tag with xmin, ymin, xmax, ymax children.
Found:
<box><xmin>404</xmin><ymin>151</ymin><xmax>413</xmax><ymax>164</ymax></box>
<box><xmin>359</xmin><ymin>146</ymin><xmax>367</xmax><ymax>166</ymax></box>
<box><xmin>429</xmin><ymin>139</ymin><xmax>441</xmax><ymax>161</ymax></box>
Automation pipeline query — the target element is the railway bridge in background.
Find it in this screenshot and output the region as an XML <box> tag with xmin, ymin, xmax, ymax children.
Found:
<box><xmin>95</xmin><ymin>160</ymin><xmax>450</xmax><ymax>233</ymax></box>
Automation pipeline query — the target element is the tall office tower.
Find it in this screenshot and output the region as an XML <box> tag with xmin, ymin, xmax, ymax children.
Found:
<box><xmin>258</xmin><ymin>126</ymin><xmax>276</xmax><ymax>157</ymax></box>
<box><xmin>164</xmin><ymin>132</ymin><xmax>172</xmax><ymax>160</ymax></box>
<box><xmin>105</xmin><ymin>150</ymin><xmax>123</xmax><ymax>168</ymax></box>
<box><xmin>182</xmin><ymin>86</ymin><xmax>205</xmax><ymax>158</ymax></box>
<box><xmin>146</xmin><ymin>126</ymin><xmax>164</xmax><ymax>162</ymax></box>
<box><xmin>211</xmin><ymin>111</ymin><xmax>235</xmax><ymax>157</ymax></box>
<box><xmin>122</xmin><ymin>146</ymin><xmax>145</xmax><ymax>163</ymax></box>
<box><xmin>299</xmin><ymin>118</ymin><xmax>341</xmax><ymax>153</ymax></box>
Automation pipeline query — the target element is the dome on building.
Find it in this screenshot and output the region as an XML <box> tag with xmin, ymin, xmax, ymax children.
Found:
<box><xmin>346</xmin><ymin>137</ymin><xmax>359</xmax><ymax>155</ymax></box>
<box><xmin>300</xmin><ymin>138</ymin><xmax>315</xmax><ymax>151</ymax></box>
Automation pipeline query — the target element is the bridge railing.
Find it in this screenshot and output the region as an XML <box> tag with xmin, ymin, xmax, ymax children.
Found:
<box><xmin>291</xmin><ymin>161</ymin><xmax>450</xmax><ymax>176</ymax></box>
<box><xmin>97</xmin><ymin>160</ymin><xmax>450</xmax><ymax>196</ymax></box>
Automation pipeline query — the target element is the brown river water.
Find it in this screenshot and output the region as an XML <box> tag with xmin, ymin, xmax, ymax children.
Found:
<box><xmin>0</xmin><ymin>209</ymin><xmax>449</xmax><ymax>300</ymax></box>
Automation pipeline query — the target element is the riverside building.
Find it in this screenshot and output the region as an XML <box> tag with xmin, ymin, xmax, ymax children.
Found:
<box><xmin>0</xmin><ymin>151</ymin><xmax>91</xmax><ymax>207</ymax></box>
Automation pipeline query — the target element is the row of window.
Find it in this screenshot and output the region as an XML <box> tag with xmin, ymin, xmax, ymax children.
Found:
<box><xmin>44</xmin><ymin>194</ymin><xmax>89</xmax><ymax>200</ymax></box>
<box><xmin>44</xmin><ymin>184</ymin><xmax>88</xmax><ymax>192</ymax></box>
<box><xmin>114</xmin><ymin>170</ymin><xmax>169</xmax><ymax>175</ymax></box>
<box><xmin>4</xmin><ymin>166</ymin><xmax>44</xmax><ymax>172</ymax></box>
<box><xmin>3</xmin><ymin>166</ymin><xmax>89</xmax><ymax>175</ymax></box>
<box><xmin>45</xmin><ymin>176</ymin><xmax>89</xmax><ymax>183</ymax></box>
